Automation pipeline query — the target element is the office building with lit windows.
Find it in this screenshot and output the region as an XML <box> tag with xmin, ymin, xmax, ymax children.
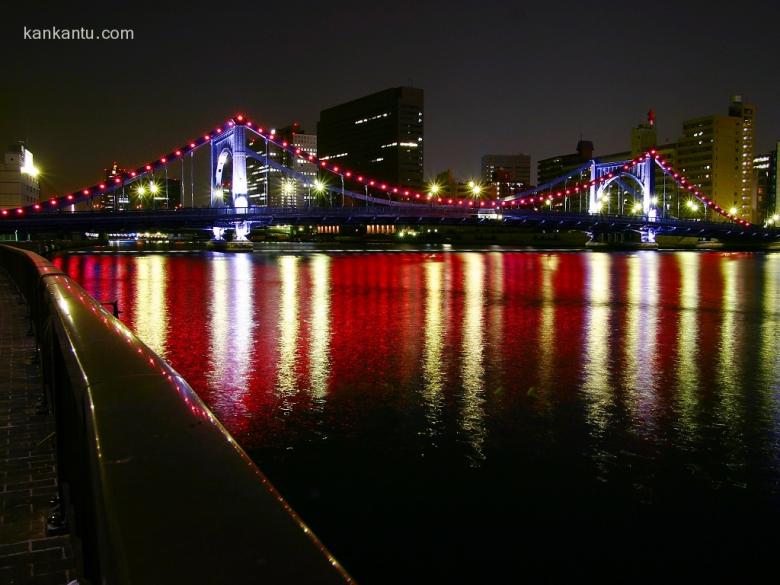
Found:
<box><xmin>676</xmin><ymin>96</ymin><xmax>756</xmax><ymax>221</ymax></box>
<box><xmin>754</xmin><ymin>142</ymin><xmax>779</xmax><ymax>222</ymax></box>
<box><xmin>481</xmin><ymin>154</ymin><xmax>531</xmax><ymax>197</ymax></box>
<box><xmin>317</xmin><ymin>87</ymin><xmax>424</xmax><ymax>189</ymax></box>
<box><xmin>0</xmin><ymin>143</ymin><xmax>40</xmax><ymax>209</ymax></box>
<box><xmin>537</xmin><ymin>140</ymin><xmax>596</xmax><ymax>185</ymax></box>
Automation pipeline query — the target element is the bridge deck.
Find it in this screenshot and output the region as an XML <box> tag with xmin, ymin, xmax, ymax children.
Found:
<box><xmin>0</xmin><ymin>269</ymin><xmax>78</xmax><ymax>584</ymax></box>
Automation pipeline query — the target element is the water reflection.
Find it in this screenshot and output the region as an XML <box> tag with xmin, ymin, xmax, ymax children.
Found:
<box><xmin>208</xmin><ymin>255</ymin><xmax>254</xmax><ymax>413</ymax></box>
<box><xmin>629</xmin><ymin>253</ymin><xmax>660</xmax><ymax>434</ymax></box>
<box><xmin>422</xmin><ymin>259</ymin><xmax>445</xmax><ymax>439</ymax></box>
<box><xmin>676</xmin><ymin>252</ymin><xmax>701</xmax><ymax>441</ymax></box>
<box><xmin>54</xmin><ymin>249</ymin><xmax>780</xmax><ymax>576</ymax></box>
<box><xmin>460</xmin><ymin>253</ymin><xmax>486</xmax><ymax>462</ymax></box>
<box><xmin>717</xmin><ymin>256</ymin><xmax>742</xmax><ymax>431</ymax></box>
<box><xmin>537</xmin><ymin>254</ymin><xmax>559</xmax><ymax>404</ymax></box>
<box><xmin>276</xmin><ymin>256</ymin><xmax>300</xmax><ymax>405</ymax></box>
<box><xmin>582</xmin><ymin>253</ymin><xmax>612</xmax><ymax>435</ymax></box>
<box><xmin>309</xmin><ymin>255</ymin><xmax>331</xmax><ymax>401</ymax></box>
<box><xmin>133</xmin><ymin>255</ymin><xmax>168</xmax><ymax>356</ymax></box>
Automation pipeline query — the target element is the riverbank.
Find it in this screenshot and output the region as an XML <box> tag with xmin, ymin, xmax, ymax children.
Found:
<box><xmin>6</xmin><ymin>230</ymin><xmax>780</xmax><ymax>258</ymax></box>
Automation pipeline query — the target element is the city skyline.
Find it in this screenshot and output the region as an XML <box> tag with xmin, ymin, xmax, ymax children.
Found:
<box><xmin>2</xmin><ymin>0</ymin><xmax>779</xmax><ymax>195</ymax></box>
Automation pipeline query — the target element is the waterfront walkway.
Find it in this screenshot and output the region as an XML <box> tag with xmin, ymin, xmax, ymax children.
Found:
<box><xmin>0</xmin><ymin>269</ymin><xmax>77</xmax><ymax>584</ymax></box>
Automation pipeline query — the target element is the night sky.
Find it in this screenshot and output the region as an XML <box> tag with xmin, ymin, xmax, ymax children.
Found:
<box><xmin>2</xmin><ymin>0</ymin><xmax>779</xmax><ymax>195</ymax></box>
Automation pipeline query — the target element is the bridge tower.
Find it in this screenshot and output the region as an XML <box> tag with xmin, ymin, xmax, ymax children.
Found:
<box><xmin>211</xmin><ymin>125</ymin><xmax>249</xmax><ymax>208</ymax></box>
<box><xmin>588</xmin><ymin>157</ymin><xmax>656</xmax><ymax>219</ymax></box>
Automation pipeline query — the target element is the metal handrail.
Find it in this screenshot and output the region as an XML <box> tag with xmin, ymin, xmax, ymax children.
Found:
<box><xmin>0</xmin><ymin>244</ymin><xmax>352</xmax><ymax>585</ymax></box>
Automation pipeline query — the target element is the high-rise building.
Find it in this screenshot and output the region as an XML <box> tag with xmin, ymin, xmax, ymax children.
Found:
<box><xmin>729</xmin><ymin>96</ymin><xmax>756</xmax><ymax>218</ymax></box>
<box><xmin>96</xmin><ymin>162</ymin><xmax>130</xmax><ymax>211</ymax></box>
<box><xmin>246</xmin><ymin>124</ymin><xmax>318</xmax><ymax>207</ymax></box>
<box><xmin>481</xmin><ymin>154</ymin><xmax>531</xmax><ymax>197</ymax></box>
<box><xmin>537</xmin><ymin>140</ymin><xmax>596</xmax><ymax>186</ymax></box>
<box><xmin>677</xmin><ymin>96</ymin><xmax>757</xmax><ymax>221</ymax></box>
<box><xmin>754</xmin><ymin>142</ymin><xmax>779</xmax><ymax>223</ymax></box>
<box><xmin>317</xmin><ymin>87</ymin><xmax>424</xmax><ymax>189</ymax></box>
<box><xmin>0</xmin><ymin>143</ymin><xmax>40</xmax><ymax>209</ymax></box>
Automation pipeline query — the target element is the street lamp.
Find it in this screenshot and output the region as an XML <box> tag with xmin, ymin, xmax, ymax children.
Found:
<box><xmin>469</xmin><ymin>180</ymin><xmax>482</xmax><ymax>202</ymax></box>
<box><xmin>313</xmin><ymin>178</ymin><xmax>327</xmax><ymax>206</ymax></box>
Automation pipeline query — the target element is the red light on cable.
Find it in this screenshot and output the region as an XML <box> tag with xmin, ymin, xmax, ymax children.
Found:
<box><xmin>146</xmin><ymin>165</ymin><xmax>152</xmax><ymax>171</ymax></box>
<box><xmin>67</xmin><ymin>195</ymin><xmax>74</xmax><ymax>200</ymax></box>
<box><xmin>190</xmin><ymin>143</ymin><xmax>196</xmax><ymax>148</ymax></box>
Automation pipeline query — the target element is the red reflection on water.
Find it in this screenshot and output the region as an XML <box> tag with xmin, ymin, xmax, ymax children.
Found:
<box><xmin>52</xmin><ymin>250</ymin><xmax>777</xmax><ymax>455</ymax></box>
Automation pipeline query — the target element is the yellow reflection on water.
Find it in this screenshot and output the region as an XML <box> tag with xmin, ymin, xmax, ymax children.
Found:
<box><xmin>461</xmin><ymin>253</ymin><xmax>486</xmax><ymax>462</ymax></box>
<box><xmin>676</xmin><ymin>252</ymin><xmax>700</xmax><ymax>439</ymax></box>
<box><xmin>422</xmin><ymin>260</ymin><xmax>446</xmax><ymax>436</ymax></box>
<box><xmin>488</xmin><ymin>253</ymin><xmax>504</xmax><ymax>375</ymax></box>
<box><xmin>717</xmin><ymin>256</ymin><xmax>743</xmax><ymax>426</ymax></box>
<box><xmin>537</xmin><ymin>254</ymin><xmax>559</xmax><ymax>402</ymax></box>
<box><xmin>583</xmin><ymin>253</ymin><xmax>612</xmax><ymax>433</ymax></box>
<box><xmin>758</xmin><ymin>254</ymin><xmax>780</xmax><ymax>435</ymax></box>
<box><xmin>633</xmin><ymin>253</ymin><xmax>660</xmax><ymax>432</ymax></box>
<box><xmin>309</xmin><ymin>255</ymin><xmax>331</xmax><ymax>401</ymax></box>
<box><xmin>276</xmin><ymin>256</ymin><xmax>300</xmax><ymax>402</ymax></box>
<box><xmin>133</xmin><ymin>255</ymin><xmax>168</xmax><ymax>356</ymax></box>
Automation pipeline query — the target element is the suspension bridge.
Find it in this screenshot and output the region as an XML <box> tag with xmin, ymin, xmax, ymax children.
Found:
<box><xmin>1</xmin><ymin>114</ymin><xmax>775</xmax><ymax>243</ymax></box>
